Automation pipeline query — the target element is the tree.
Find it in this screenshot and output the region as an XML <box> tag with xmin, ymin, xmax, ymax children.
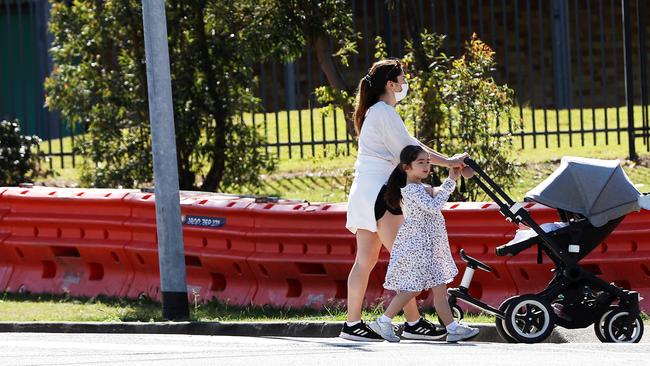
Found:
<box><xmin>271</xmin><ymin>0</ymin><xmax>357</xmax><ymax>137</ymax></box>
<box><xmin>0</xmin><ymin>119</ymin><xmax>47</xmax><ymax>185</ymax></box>
<box><xmin>44</xmin><ymin>0</ymin><xmax>323</xmax><ymax>191</ymax></box>
<box><xmin>399</xmin><ymin>33</ymin><xmax>520</xmax><ymax>200</ymax></box>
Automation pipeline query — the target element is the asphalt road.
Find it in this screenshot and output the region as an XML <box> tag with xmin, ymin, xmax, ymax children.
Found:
<box><xmin>0</xmin><ymin>333</ymin><xmax>648</xmax><ymax>366</ymax></box>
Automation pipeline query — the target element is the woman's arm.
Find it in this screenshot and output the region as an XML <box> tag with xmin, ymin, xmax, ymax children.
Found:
<box><xmin>381</xmin><ymin>106</ymin><xmax>468</xmax><ymax>167</ymax></box>
<box><xmin>414</xmin><ymin>140</ymin><xmax>468</xmax><ymax>168</ymax></box>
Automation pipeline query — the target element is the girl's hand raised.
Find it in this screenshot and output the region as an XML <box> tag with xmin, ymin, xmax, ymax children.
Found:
<box><xmin>448</xmin><ymin>167</ymin><xmax>462</xmax><ymax>181</ymax></box>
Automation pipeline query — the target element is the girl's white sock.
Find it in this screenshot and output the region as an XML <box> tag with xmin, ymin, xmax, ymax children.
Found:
<box><xmin>346</xmin><ymin>320</ymin><xmax>361</xmax><ymax>327</ymax></box>
<box><xmin>446</xmin><ymin>320</ymin><xmax>459</xmax><ymax>332</ymax></box>
<box><xmin>378</xmin><ymin>314</ymin><xmax>393</xmax><ymax>323</ymax></box>
<box><xmin>407</xmin><ymin>319</ymin><xmax>420</xmax><ymax>326</ymax></box>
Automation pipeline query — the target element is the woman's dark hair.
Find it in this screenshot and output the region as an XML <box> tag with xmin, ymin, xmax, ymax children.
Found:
<box><xmin>353</xmin><ymin>59</ymin><xmax>404</xmax><ymax>134</ymax></box>
<box><xmin>384</xmin><ymin>145</ymin><xmax>427</xmax><ymax>210</ymax></box>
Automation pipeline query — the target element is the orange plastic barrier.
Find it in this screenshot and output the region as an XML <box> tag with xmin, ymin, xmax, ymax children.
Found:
<box><xmin>0</xmin><ymin>187</ymin><xmax>134</xmax><ymax>297</ymax></box>
<box><xmin>0</xmin><ymin>188</ymin><xmax>13</xmax><ymax>290</ymax></box>
<box><xmin>123</xmin><ymin>191</ymin><xmax>259</xmax><ymax>304</ymax></box>
<box><xmin>0</xmin><ymin>185</ymin><xmax>647</xmax><ymax>312</ymax></box>
<box><xmin>246</xmin><ymin>201</ymin><xmax>354</xmax><ymax>308</ymax></box>
<box><xmin>122</xmin><ymin>191</ymin><xmax>165</xmax><ymax>300</ymax></box>
<box><xmin>182</xmin><ymin>195</ymin><xmax>257</xmax><ymax>305</ymax></box>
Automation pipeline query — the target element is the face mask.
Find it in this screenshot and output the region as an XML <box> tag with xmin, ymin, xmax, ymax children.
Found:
<box><xmin>395</xmin><ymin>82</ymin><xmax>409</xmax><ymax>102</ymax></box>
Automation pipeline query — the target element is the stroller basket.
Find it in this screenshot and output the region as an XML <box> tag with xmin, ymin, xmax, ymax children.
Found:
<box><xmin>496</xmin><ymin>216</ymin><xmax>625</xmax><ymax>261</ymax></box>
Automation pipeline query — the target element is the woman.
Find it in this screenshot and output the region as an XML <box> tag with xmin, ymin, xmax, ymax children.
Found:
<box><xmin>340</xmin><ymin>59</ymin><xmax>468</xmax><ymax>342</ymax></box>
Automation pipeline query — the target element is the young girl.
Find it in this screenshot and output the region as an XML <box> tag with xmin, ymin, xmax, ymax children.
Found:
<box><xmin>368</xmin><ymin>145</ymin><xmax>479</xmax><ymax>343</ymax></box>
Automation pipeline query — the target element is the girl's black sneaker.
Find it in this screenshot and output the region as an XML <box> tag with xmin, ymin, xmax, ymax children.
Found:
<box><xmin>401</xmin><ymin>317</ymin><xmax>447</xmax><ymax>340</ymax></box>
<box><xmin>339</xmin><ymin>321</ymin><xmax>384</xmax><ymax>342</ymax></box>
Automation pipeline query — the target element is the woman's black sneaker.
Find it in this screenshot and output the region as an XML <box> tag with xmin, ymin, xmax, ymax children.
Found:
<box><xmin>401</xmin><ymin>317</ymin><xmax>447</xmax><ymax>340</ymax></box>
<box><xmin>339</xmin><ymin>321</ymin><xmax>384</xmax><ymax>342</ymax></box>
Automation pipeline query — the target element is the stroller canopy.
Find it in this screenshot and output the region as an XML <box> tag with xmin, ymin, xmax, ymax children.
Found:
<box><xmin>525</xmin><ymin>156</ymin><xmax>641</xmax><ymax>227</ymax></box>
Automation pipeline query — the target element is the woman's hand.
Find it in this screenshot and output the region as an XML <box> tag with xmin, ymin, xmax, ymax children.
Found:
<box><xmin>446</xmin><ymin>152</ymin><xmax>469</xmax><ymax>168</ymax></box>
<box><xmin>461</xmin><ymin>166</ymin><xmax>475</xmax><ymax>178</ymax></box>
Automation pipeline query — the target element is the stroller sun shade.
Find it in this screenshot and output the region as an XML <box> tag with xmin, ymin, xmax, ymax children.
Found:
<box><xmin>524</xmin><ymin>156</ymin><xmax>643</xmax><ymax>227</ymax></box>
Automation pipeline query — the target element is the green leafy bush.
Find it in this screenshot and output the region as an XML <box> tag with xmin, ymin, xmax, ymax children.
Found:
<box><xmin>0</xmin><ymin>119</ymin><xmax>47</xmax><ymax>185</ymax></box>
<box><xmin>44</xmin><ymin>1</ymin><xmax>284</xmax><ymax>191</ymax></box>
<box><xmin>400</xmin><ymin>33</ymin><xmax>520</xmax><ymax>201</ymax></box>
<box><xmin>317</xmin><ymin>32</ymin><xmax>520</xmax><ymax>201</ymax></box>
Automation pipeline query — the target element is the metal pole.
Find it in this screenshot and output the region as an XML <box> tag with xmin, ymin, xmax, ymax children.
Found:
<box><xmin>551</xmin><ymin>0</ymin><xmax>571</xmax><ymax>109</ymax></box>
<box><xmin>622</xmin><ymin>0</ymin><xmax>637</xmax><ymax>160</ymax></box>
<box><xmin>141</xmin><ymin>0</ymin><xmax>189</xmax><ymax>320</ymax></box>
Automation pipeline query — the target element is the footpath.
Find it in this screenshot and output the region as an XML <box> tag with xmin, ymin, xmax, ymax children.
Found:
<box><xmin>1</xmin><ymin>321</ymin><xmax>632</xmax><ymax>343</ymax></box>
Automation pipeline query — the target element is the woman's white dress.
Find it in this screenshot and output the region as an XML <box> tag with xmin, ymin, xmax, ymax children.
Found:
<box><xmin>346</xmin><ymin>101</ymin><xmax>422</xmax><ymax>234</ymax></box>
<box><xmin>383</xmin><ymin>180</ymin><xmax>459</xmax><ymax>292</ymax></box>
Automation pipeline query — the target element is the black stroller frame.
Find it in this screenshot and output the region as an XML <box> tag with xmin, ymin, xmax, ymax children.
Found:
<box><xmin>445</xmin><ymin>157</ymin><xmax>644</xmax><ymax>343</ymax></box>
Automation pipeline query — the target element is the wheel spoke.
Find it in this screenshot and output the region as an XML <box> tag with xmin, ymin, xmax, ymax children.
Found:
<box><xmin>524</xmin><ymin>323</ymin><xmax>538</xmax><ymax>334</ymax></box>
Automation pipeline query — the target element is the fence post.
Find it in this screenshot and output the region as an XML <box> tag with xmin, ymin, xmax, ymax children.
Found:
<box><xmin>637</xmin><ymin>0</ymin><xmax>649</xmax><ymax>148</ymax></box>
<box><xmin>622</xmin><ymin>0</ymin><xmax>637</xmax><ymax>160</ymax></box>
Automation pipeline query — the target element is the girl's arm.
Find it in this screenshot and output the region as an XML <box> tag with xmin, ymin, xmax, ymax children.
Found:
<box><xmin>410</xmin><ymin>179</ymin><xmax>456</xmax><ymax>214</ymax></box>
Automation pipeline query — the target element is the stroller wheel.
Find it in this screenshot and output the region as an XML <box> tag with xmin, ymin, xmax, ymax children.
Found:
<box><xmin>504</xmin><ymin>295</ymin><xmax>555</xmax><ymax>344</ymax></box>
<box><xmin>602</xmin><ymin>308</ymin><xmax>644</xmax><ymax>343</ymax></box>
<box><xmin>594</xmin><ymin>305</ymin><xmax>618</xmax><ymax>342</ymax></box>
<box><xmin>496</xmin><ymin>296</ymin><xmax>519</xmax><ymax>343</ymax></box>
<box><xmin>451</xmin><ymin>304</ymin><xmax>464</xmax><ymax>322</ymax></box>
<box><xmin>438</xmin><ymin>304</ymin><xmax>464</xmax><ymax>327</ymax></box>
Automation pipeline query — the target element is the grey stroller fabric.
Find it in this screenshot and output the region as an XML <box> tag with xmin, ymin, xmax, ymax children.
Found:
<box><xmin>525</xmin><ymin>156</ymin><xmax>641</xmax><ymax>227</ymax></box>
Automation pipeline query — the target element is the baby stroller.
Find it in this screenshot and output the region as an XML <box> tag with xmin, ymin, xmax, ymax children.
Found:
<box><xmin>446</xmin><ymin>156</ymin><xmax>648</xmax><ymax>343</ymax></box>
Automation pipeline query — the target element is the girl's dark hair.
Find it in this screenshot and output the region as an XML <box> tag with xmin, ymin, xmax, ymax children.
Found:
<box><xmin>353</xmin><ymin>59</ymin><xmax>404</xmax><ymax>134</ymax></box>
<box><xmin>384</xmin><ymin>145</ymin><xmax>426</xmax><ymax>209</ymax></box>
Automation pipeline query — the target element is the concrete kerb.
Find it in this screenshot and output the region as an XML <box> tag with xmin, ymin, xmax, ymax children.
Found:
<box><xmin>0</xmin><ymin>321</ymin><xmax>571</xmax><ymax>343</ymax></box>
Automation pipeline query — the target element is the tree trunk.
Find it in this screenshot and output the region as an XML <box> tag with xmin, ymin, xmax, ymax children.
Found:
<box><xmin>167</xmin><ymin>0</ymin><xmax>198</xmax><ymax>190</ymax></box>
<box><xmin>312</xmin><ymin>36</ymin><xmax>356</xmax><ymax>138</ymax></box>
<box><xmin>399</xmin><ymin>1</ymin><xmax>427</xmax><ymax>70</ymax></box>
<box><xmin>186</xmin><ymin>1</ymin><xmax>226</xmax><ymax>192</ymax></box>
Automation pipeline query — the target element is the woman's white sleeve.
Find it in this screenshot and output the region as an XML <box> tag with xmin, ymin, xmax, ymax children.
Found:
<box><xmin>382</xmin><ymin>109</ymin><xmax>421</xmax><ymax>157</ymax></box>
<box><xmin>412</xmin><ymin>179</ymin><xmax>456</xmax><ymax>213</ymax></box>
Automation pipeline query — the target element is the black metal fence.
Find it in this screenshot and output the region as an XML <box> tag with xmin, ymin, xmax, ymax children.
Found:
<box><xmin>254</xmin><ymin>0</ymin><xmax>650</xmax><ymax>160</ymax></box>
<box><xmin>1</xmin><ymin>0</ymin><xmax>648</xmax><ymax>168</ymax></box>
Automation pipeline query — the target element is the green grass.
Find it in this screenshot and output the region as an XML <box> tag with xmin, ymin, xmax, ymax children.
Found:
<box><xmin>38</xmin><ymin>105</ymin><xmax>650</xmax><ymax>166</ymax></box>
<box><xmin>237</xmin><ymin>105</ymin><xmax>650</xmax><ymax>164</ymax></box>
<box><xmin>0</xmin><ymin>292</ymin><xmax>492</xmax><ymax>323</ymax></box>
<box><xmin>36</xmin><ymin>105</ymin><xmax>650</xmax><ymax>202</ymax></box>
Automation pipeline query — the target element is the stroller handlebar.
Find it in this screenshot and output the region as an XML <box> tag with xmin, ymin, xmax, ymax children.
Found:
<box><xmin>461</xmin><ymin>157</ymin><xmax>516</xmax><ymax>206</ymax></box>
<box><xmin>462</xmin><ymin>156</ymin><xmax>475</xmax><ymax>167</ymax></box>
